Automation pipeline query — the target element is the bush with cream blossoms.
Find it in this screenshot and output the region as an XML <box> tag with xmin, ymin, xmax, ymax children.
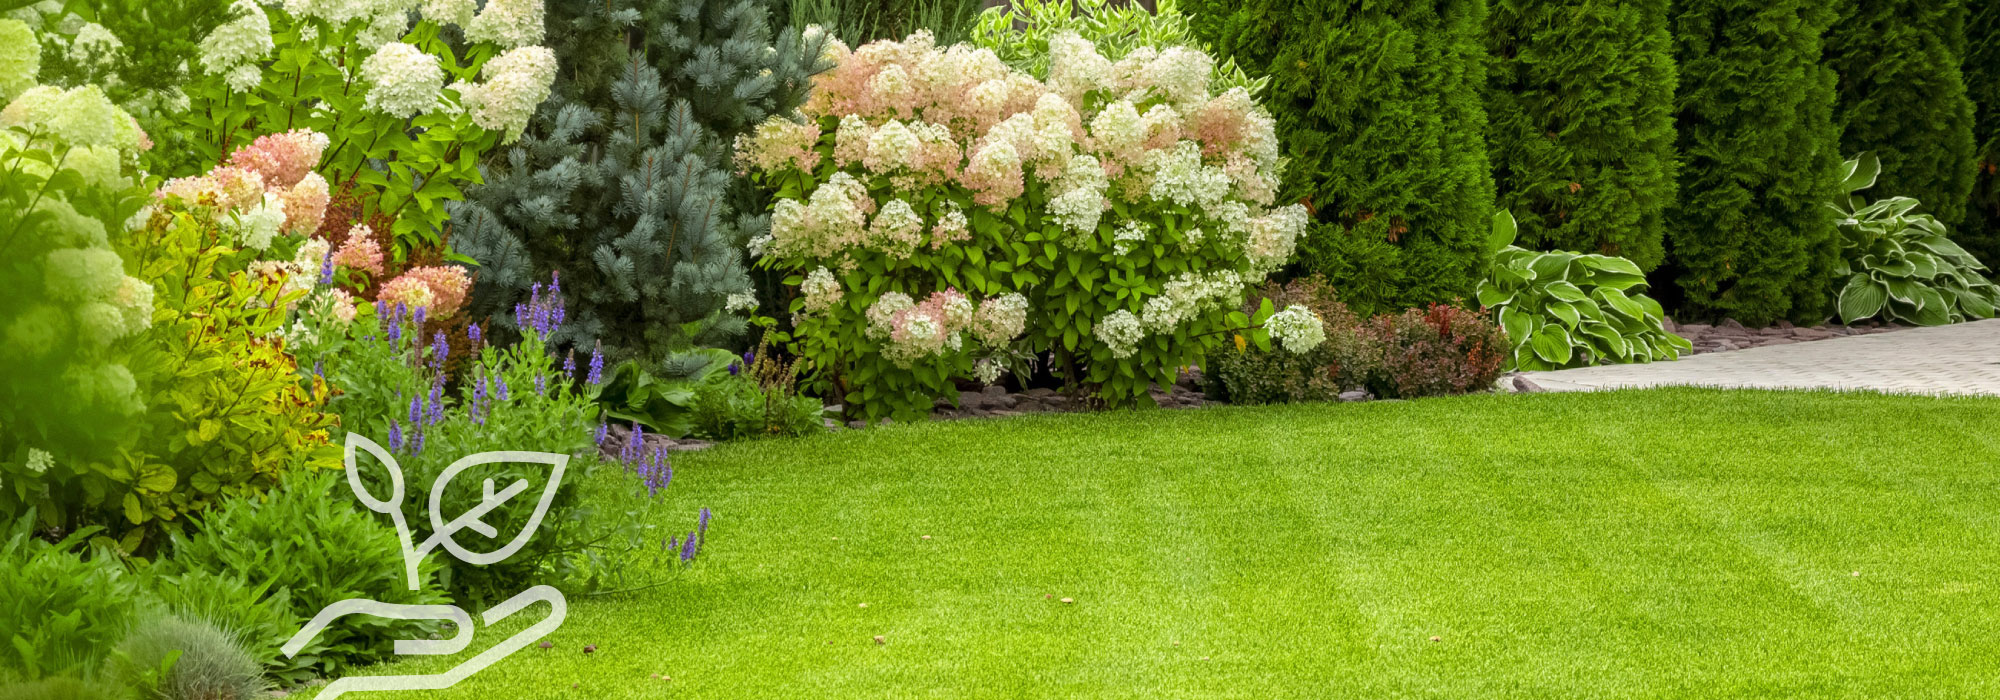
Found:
<box><xmin>738</xmin><ymin>30</ymin><xmax>1316</xmax><ymax>419</ymax></box>
<box><xmin>1</xmin><ymin>81</ymin><xmax>157</xmax><ymax>527</ymax></box>
<box><xmin>178</xmin><ymin>0</ymin><xmax>557</xmax><ymax>258</ymax></box>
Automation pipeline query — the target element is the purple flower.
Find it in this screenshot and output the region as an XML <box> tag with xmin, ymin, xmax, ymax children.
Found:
<box><xmin>413</xmin><ymin>426</ymin><xmax>426</xmax><ymax>455</ymax></box>
<box><xmin>319</xmin><ymin>249</ymin><xmax>335</xmax><ymax>286</ymax></box>
<box><xmin>595</xmin><ymin>421</ymin><xmax>609</xmax><ymax>447</ymax></box>
<box><xmin>626</xmin><ymin>424</ymin><xmax>643</xmax><ymax>464</ymax></box>
<box><xmin>587</xmin><ymin>344</ymin><xmax>605</xmax><ymax>385</ymax></box>
<box><xmin>497</xmin><ymin>375</ymin><xmax>510</xmax><ymax>401</ymax></box>
<box><xmin>550</xmin><ymin>271</ymin><xmax>562</xmax><ymax>297</ymax></box>
<box><xmin>534</xmin><ymin>373</ymin><xmax>546</xmax><ymax>395</ymax></box>
<box><xmin>374</xmin><ymin>299</ymin><xmax>387</xmax><ymax>319</ymax></box>
<box><xmin>727</xmin><ymin>361</ymin><xmax>740</xmax><ymax>377</ymax></box>
<box><xmin>387</xmin><ymin>420</ymin><xmax>403</xmax><ymax>451</ymax></box>
<box><xmin>563</xmin><ymin>351</ymin><xmax>576</xmax><ymax>379</ymax></box>
<box><xmin>743</xmin><ymin>350</ymin><xmax>755</xmax><ymax>367</ymax></box>
<box><xmin>472</xmin><ymin>376</ymin><xmax>488</xmax><ymax>423</ymax></box>
<box><xmin>468</xmin><ymin>323</ymin><xmax>482</xmax><ymax>345</ymax></box>
<box><xmin>432</xmin><ymin>332</ymin><xmax>448</xmax><ymax>369</ymax></box>
<box><xmin>667</xmin><ymin>536</ymin><xmax>678</xmax><ymax>554</ymax></box>
<box><xmin>679</xmin><ymin>531</ymin><xmax>697</xmax><ymax>562</ymax></box>
<box><xmin>428</xmin><ymin>382</ymin><xmax>445</xmax><ymax>424</ymax></box>
<box><xmin>698</xmin><ymin>507</ymin><xmax>711</xmax><ymax>533</ymax></box>
<box><xmin>413</xmin><ymin>306</ymin><xmax>427</xmax><ymax>330</ymax></box>
<box><xmin>409</xmin><ymin>395</ymin><xmax>422</xmax><ymax>424</ymax></box>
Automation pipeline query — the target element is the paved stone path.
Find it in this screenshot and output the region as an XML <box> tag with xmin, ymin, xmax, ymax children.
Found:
<box><xmin>1521</xmin><ymin>318</ymin><xmax>2000</xmax><ymax>396</ymax></box>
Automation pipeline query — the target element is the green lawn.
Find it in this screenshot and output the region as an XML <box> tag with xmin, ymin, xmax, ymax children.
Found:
<box><xmin>320</xmin><ymin>389</ymin><xmax>2000</xmax><ymax>698</ymax></box>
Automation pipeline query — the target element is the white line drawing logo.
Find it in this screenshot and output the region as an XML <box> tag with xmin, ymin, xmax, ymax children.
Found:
<box><xmin>282</xmin><ymin>433</ymin><xmax>570</xmax><ymax>698</ymax></box>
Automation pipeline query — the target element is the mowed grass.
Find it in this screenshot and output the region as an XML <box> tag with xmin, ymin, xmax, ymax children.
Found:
<box><xmin>320</xmin><ymin>388</ymin><xmax>2000</xmax><ymax>699</ymax></box>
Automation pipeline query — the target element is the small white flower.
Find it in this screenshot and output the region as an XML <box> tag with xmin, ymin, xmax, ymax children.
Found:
<box><xmin>725</xmin><ymin>292</ymin><xmax>758</xmax><ymax>313</ymax></box>
<box><xmin>25</xmin><ymin>448</ymin><xmax>53</xmax><ymax>474</ymax></box>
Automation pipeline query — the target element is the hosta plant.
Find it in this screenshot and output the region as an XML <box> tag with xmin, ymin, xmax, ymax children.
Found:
<box><xmin>1829</xmin><ymin>152</ymin><xmax>2000</xmax><ymax>325</ymax></box>
<box><xmin>1478</xmin><ymin>210</ymin><xmax>1690</xmax><ymax>370</ymax></box>
<box><xmin>735</xmin><ymin>30</ymin><xmax>1317</xmax><ymax>419</ymax></box>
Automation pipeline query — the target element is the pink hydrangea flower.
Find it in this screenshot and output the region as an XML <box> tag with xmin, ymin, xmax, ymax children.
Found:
<box><xmin>332</xmin><ymin>228</ymin><xmax>386</xmax><ymax>276</ymax></box>
<box><xmin>225</xmin><ymin>128</ymin><xmax>330</xmax><ymax>189</ymax></box>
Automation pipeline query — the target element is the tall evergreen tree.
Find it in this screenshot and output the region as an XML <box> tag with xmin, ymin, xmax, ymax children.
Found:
<box><xmin>1185</xmin><ymin>0</ymin><xmax>1496</xmax><ymax>315</ymax></box>
<box><xmin>1667</xmin><ymin>0</ymin><xmax>1844</xmax><ymax>325</ymax></box>
<box><xmin>1962</xmin><ymin>0</ymin><xmax>2000</xmax><ymax>265</ymax></box>
<box><xmin>1485</xmin><ymin>0</ymin><xmax>1678</xmax><ymax>271</ymax></box>
<box><xmin>1825</xmin><ymin>0</ymin><xmax>1978</xmax><ymax>225</ymax></box>
<box><xmin>450</xmin><ymin>0</ymin><xmax>830</xmax><ymax>365</ymax></box>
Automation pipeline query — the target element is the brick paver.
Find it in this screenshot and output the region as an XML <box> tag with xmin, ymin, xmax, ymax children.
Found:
<box><xmin>1521</xmin><ymin>319</ymin><xmax>2000</xmax><ymax>396</ymax></box>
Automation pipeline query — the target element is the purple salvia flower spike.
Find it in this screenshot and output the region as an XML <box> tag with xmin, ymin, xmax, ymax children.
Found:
<box><xmin>387</xmin><ymin>420</ymin><xmax>403</xmax><ymax>451</ymax></box>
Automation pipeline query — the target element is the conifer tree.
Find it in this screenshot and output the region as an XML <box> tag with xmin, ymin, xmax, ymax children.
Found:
<box><xmin>1185</xmin><ymin>0</ymin><xmax>1496</xmax><ymax>315</ymax></box>
<box><xmin>1667</xmin><ymin>0</ymin><xmax>1844</xmax><ymax>325</ymax></box>
<box><xmin>451</xmin><ymin>0</ymin><xmax>830</xmax><ymax>365</ymax></box>
<box><xmin>1485</xmin><ymin>0</ymin><xmax>1678</xmax><ymax>271</ymax></box>
<box><xmin>1825</xmin><ymin>0</ymin><xmax>1978</xmax><ymax>225</ymax></box>
<box><xmin>1961</xmin><ymin>0</ymin><xmax>2000</xmax><ymax>265</ymax></box>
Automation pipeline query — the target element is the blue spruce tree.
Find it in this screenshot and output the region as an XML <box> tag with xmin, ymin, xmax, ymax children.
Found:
<box><xmin>452</xmin><ymin>0</ymin><xmax>830</xmax><ymax>365</ymax></box>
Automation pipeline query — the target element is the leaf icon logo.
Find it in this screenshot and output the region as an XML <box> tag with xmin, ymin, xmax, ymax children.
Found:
<box><xmin>342</xmin><ymin>433</ymin><xmax>570</xmax><ymax>589</ymax></box>
<box><xmin>424</xmin><ymin>449</ymin><xmax>569</xmax><ymax>567</ymax></box>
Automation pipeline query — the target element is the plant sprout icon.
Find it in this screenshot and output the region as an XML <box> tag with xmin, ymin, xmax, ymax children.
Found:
<box><xmin>282</xmin><ymin>433</ymin><xmax>570</xmax><ymax>698</ymax></box>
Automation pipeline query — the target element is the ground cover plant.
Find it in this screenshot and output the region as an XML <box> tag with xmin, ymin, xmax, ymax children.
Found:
<box><xmin>320</xmin><ymin>389</ymin><xmax>2000</xmax><ymax>698</ymax></box>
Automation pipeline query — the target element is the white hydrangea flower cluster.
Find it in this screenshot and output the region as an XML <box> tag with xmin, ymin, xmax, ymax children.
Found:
<box><xmin>361</xmin><ymin>42</ymin><xmax>444</xmax><ymax>118</ymax></box>
<box><xmin>725</xmin><ymin>292</ymin><xmax>758</xmax><ymax>313</ymax></box>
<box><xmin>771</xmin><ymin>172</ymin><xmax>871</xmax><ymax>259</ymax></box>
<box><xmin>868</xmin><ymin>199</ymin><xmax>925</xmax><ymax>257</ymax></box>
<box><xmin>420</xmin><ymin>0</ymin><xmax>475</xmax><ymax>26</ymax></box>
<box><xmin>231</xmin><ymin>191</ymin><xmax>290</xmax><ymax>251</ymax></box>
<box><xmin>1264</xmin><ymin>305</ymin><xmax>1326</xmax><ymax>353</ymax></box>
<box><xmin>1242</xmin><ymin>204</ymin><xmax>1310</xmax><ymax>276</ymax></box>
<box><xmin>971</xmin><ymin>292</ymin><xmax>1028</xmax><ymax>346</ymax></box>
<box><xmin>1140</xmin><ymin>269</ymin><xmax>1243</xmax><ymax>333</ymax></box>
<box><xmin>1146</xmin><ymin>141</ymin><xmax>1231</xmax><ymax>211</ymax></box>
<box><xmin>1094</xmin><ymin>309</ymin><xmax>1145</xmax><ymax>359</ymax></box>
<box><xmin>466</xmin><ymin>0</ymin><xmax>544</xmax><ymax>49</ymax></box>
<box><xmin>1</xmin><ymin>85</ymin><xmax>149</xmax><ymax>153</ymax></box>
<box><xmin>1112</xmin><ymin>220</ymin><xmax>1149</xmax><ymax>256</ymax></box>
<box><xmin>1048</xmin><ymin>154</ymin><xmax>1108</xmax><ymax>238</ymax></box>
<box><xmin>457</xmin><ymin>45</ymin><xmax>557</xmax><ymax>142</ymax></box>
<box><xmin>198</xmin><ymin>0</ymin><xmax>273</xmax><ymax>93</ymax></box>
<box><xmin>801</xmin><ymin>267</ymin><xmax>843</xmax><ymax>313</ymax></box>
<box><xmin>67</xmin><ymin>22</ymin><xmax>121</xmax><ymax>69</ymax></box>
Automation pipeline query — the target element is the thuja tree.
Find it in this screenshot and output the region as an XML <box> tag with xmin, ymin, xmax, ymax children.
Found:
<box><xmin>1185</xmin><ymin>0</ymin><xmax>1495</xmax><ymax>314</ymax></box>
<box><xmin>1962</xmin><ymin>0</ymin><xmax>2000</xmax><ymax>265</ymax></box>
<box><xmin>1825</xmin><ymin>0</ymin><xmax>1978</xmax><ymax>226</ymax></box>
<box><xmin>450</xmin><ymin>0</ymin><xmax>830</xmax><ymax>364</ymax></box>
<box><xmin>1485</xmin><ymin>0</ymin><xmax>1678</xmax><ymax>271</ymax></box>
<box><xmin>1667</xmin><ymin>0</ymin><xmax>1844</xmax><ymax>325</ymax></box>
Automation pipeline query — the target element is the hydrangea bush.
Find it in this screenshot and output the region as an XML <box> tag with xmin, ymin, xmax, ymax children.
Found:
<box><xmin>0</xmin><ymin>83</ymin><xmax>158</xmax><ymax>532</ymax></box>
<box><xmin>180</xmin><ymin>0</ymin><xmax>556</xmax><ymax>257</ymax></box>
<box><xmin>737</xmin><ymin>30</ymin><xmax>1318</xmax><ymax>419</ymax></box>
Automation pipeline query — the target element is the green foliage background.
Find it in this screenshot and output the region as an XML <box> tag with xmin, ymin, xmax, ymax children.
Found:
<box><xmin>1484</xmin><ymin>0</ymin><xmax>1678</xmax><ymax>272</ymax></box>
<box><xmin>1825</xmin><ymin>0</ymin><xmax>1978</xmax><ymax>226</ymax></box>
<box><xmin>1184</xmin><ymin>0</ymin><xmax>1496</xmax><ymax>315</ymax></box>
<box><xmin>1665</xmin><ymin>0</ymin><xmax>1845</xmax><ymax>325</ymax></box>
<box><xmin>1962</xmin><ymin>0</ymin><xmax>2000</xmax><ymax>266</ymax></box>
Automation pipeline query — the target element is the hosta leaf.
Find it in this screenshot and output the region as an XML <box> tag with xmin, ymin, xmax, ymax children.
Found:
<box><xmin>1912</xmin><ymin>287</ymin><xmax>1951</xmax><ymax>325</ymax></box>
<box><xmin>1475</xmin><ymin>282</ymin><xmax>1513</xmax><ymax>308</ymax></box>
<box><xmin>1951</xmin><ymin>287</ymin><xmax>1997</xmax><ymax>319</ymax></box>
<box><xmin>1594</xmin><ymin>287</ymin><xmax>1644</xmax><ymax>320</ymax></box>
<box><xmin>1530</xmin><ymin>325</ymin><xmax>1573</xmax><ymax>366</ymax></box>
<box><xmin>1837</xmin><ymin>274</ymin><xmax>1888</xmax><ymax>323</ymax></box>
<box><xmin>1884</xmin><ymin>277</ymin><xmax>1920</xmax><ymax>303</ymax></box>
<box><xmin>1545</xmin><ymin>281</ymin><xmax>1588</xmax><ymax>302</ymax></box>
<box><xmin>1499</xmin><ymin>306</ymin><xmax>1532</xmax><ymax>345</ymax></box>
<box><xmin>1548</xmin><ymin>301</ymin><xmax>1582</xmax><ymax>329</ymax></box>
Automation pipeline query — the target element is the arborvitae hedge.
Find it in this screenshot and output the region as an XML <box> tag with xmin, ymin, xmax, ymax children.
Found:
<box><xmin>1826</xmin><ymin>0</ymin><xmax>1978</xmax><ymax>226</ymax></box>
<box><xmin>1484</xmin><ymin>0</ymin><xmax>1678</xmax><ymax>271</ymax></box>
<box><xmin>1185</xmin><ymin>0</ymin><xmax>1495</xmax><ymax>315</ymax></box>
<box><xmin>1963</xmin><ymin>0</ymin><xmax>2000</xmax><ymax>265</ymax></box>
<box><xmin>1667</xmin><ymin>0</ymin><xmax>1844</xmax><ymax>325</ymax></box>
